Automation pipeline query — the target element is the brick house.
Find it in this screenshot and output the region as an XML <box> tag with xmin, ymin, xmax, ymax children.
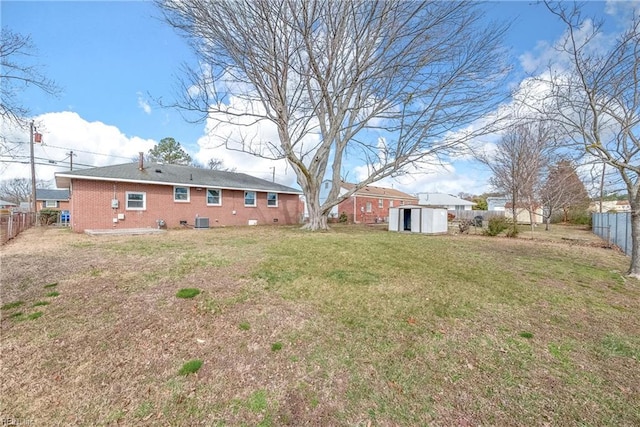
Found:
<box><xmin>55</xmin><ymin>160</ymin><xmax>303</xmax><ymax>233</ymax></box>
<box><xmin>36</xmin><ymin>189</ymin><xmax>70</xmax><ymax>211</ymax></box>
<box><xmin>330</xmin><ymin>181</ymin><xmax>417</xmax><ymax>224</ymax></box>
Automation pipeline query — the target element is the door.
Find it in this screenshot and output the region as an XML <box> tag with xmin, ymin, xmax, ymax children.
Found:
<box><xmin>411</xmin><ymin>208</ymin><xmax>421</xmax><ymax>232</ymax></box>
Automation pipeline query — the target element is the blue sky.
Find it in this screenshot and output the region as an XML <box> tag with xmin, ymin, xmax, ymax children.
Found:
<box><xmin>0</xmin><ymin>0</ymin><xmax>630</xmax><ymax>195</ymax></box>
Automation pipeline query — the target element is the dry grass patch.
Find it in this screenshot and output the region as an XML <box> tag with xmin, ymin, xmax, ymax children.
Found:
<box><xmin>1</xmin><ymin>225</ymin><xmax>638</xmax><ymax>426</ymax></box>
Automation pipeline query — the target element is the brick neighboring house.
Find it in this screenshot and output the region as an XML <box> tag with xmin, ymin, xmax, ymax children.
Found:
<box><xmin>333</xmin><ymin>181</ymin><xmax>417</xmax><ymax>224</ymax></box>
<box><xmin>55</xmin><ymin>161</ymin><xmax>303</xmax><ymax>233</ymax></box>
<box><xmin>36</xmin><ymin>189</ymin><xmax>70</xmax><ymax>211</ymax></box>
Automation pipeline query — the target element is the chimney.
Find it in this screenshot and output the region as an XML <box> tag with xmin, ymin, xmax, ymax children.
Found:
<box><xmin>138</xmin><ymin>152</ymin><xmax>144</xmax><ymax>170</ymax></box>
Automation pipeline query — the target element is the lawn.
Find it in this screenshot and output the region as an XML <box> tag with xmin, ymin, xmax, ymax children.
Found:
<box><xmin>1</xmin><ymin>225</ymin><xmax>638</xmax><ymax>426</ymax></box>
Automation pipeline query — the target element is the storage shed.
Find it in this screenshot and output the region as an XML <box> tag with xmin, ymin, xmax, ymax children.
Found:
<box><xmin>388</xmin><ymin>206</ymin><xmax>448</xmax><ymax>234</ymax></box>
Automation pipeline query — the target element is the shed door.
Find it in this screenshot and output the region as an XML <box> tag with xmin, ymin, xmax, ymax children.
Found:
<box><xmin>411</xmin><ymin>208</ymin><xmax>421</xmax><ymax>232</ymax></box>
<box><xmin>388</xmin><ymin>208</ymin><xmax>399</xmax><ymax>232</ymax></box>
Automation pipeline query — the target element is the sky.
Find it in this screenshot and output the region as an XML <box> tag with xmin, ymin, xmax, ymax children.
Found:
<box><xmin>0</xmin><ymin>0</ymin><xmax>635</xmax><ymax>196</ymax></box>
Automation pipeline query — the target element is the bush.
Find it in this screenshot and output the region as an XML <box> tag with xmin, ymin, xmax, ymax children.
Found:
<box><xmin>38</xmin><ymin>209</ymin><xmax>59</xmax><ymax>225</ymax></box>
<box><xmin>447</xmin><ymin>212</ymin><xmax>455</xmax><ymax>222</ymax></box>
<box><xmin>484</xmin><ymin>217</ymin><xmax>510</xmax><ymax>236</ymax></box>
<box><xmin>339</xmin><ymin>212</ymin><xmax>348</xmax><ymax>223</ymax></box>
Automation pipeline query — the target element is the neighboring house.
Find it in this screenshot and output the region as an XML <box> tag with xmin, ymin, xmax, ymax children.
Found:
<box><xmin>0</xmin><ymin>200</ymin><xmax>17</xmax><ymax>209</ymax></box>
<box><xmin>486</xmin><ymin>196</ymin><xmax>508</xmax><ymax>211</ymax></box>
<box><xmin>55</xmin><ymin>160</ymin><xmax>303</xmax><ymax>233</ymax></box>
<box><xmin>504</xmin><ymin>202</ymin><xmax>544</xmax><ymax>224</ymax></box>
<box><xmin>320</xmin><ymin>181</ymin><xmax>417</xmax><ymax>224</ymax></box>
<box><xmin>36</xmin><ymin>189</ymin><xmax>70</xmax><ymax>211</ymax></box>
<box><xmin>418</xmin><ymin>193</ymin><xmax>475</xmax><ymax>211</ymax></box>
<box><xmin>590</xmin><ymin>200</ymin><xmax>631</xmax><ymax>212</ymax></box>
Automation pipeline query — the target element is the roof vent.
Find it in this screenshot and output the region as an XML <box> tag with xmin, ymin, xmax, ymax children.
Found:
<box><xmin>155</xmin><ymin>169</ymin><xmax>162</xmax><ymax>173</ymax></box>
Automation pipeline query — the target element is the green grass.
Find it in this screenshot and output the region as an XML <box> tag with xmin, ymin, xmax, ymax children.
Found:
<box><xmin>176</xmin><ymin>288</ymin><xmax>201</xmax><ymax>299</ymax></box>
<box><xmin>2</xmin><ymin>225</ymin><xmax>638</xmax><ymax>426</ymax></box>
<box><xmin>32</xmin><ymin>301</ymin><xmax>50</xmax><ymax>307</ymax></box>
<box><xmin>1</xmin><ymin>301</ymin><xmax>24</xmax><ymax>310</ymax></box>
<box><xmin>239</xmin><ymin>322</ymin><xmax>251</xmax><ymax>331</ymax></box>
<box><xmin>43</xmin><ymin>283</ymin><xmax>58</xmax><ymax>288</ymax></box>
<box><xmin>178</xmin><ymin>359</ymin><xmax>203</xmax><ymax>375</ymax></box>
<box><xmin>28</xmin><ymin>311</ymin><xmax>43</xmax><ymax>320</ymax></box>
<box><xmin>45</xmin><ymin>291</ymin><xmax>60</xmax><ymax>297</ymax></box>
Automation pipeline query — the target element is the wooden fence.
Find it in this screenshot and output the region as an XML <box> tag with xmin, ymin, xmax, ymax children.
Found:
<box><xmin>1</xmin><ymin>212</ymin><xmax>36</xmax><ymax>245</ymax></box>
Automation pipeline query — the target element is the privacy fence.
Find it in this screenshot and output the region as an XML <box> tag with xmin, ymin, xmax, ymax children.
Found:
<box><xmin>1</xmin><ymin>212</ymin><xmax>36</xmax><ymax>245</ymax></box>
<box><xmin>592</xmin><ymin>212</ymin><xmax>631</xmax><ymax>256</ymax></box>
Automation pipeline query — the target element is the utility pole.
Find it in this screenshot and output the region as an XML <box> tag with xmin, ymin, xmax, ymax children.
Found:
<box><xmin>29</xmin><ymin>120</ymin><xmax>37</xmax><ymax>214</ymax></box>
<box><xmin>67</xmin><ymin>150</ymin><xmax>75</xmax><ymax>171</ymax></box>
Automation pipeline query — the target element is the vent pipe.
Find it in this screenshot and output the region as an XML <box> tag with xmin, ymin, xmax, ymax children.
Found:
<box><xmin>138</xmin><ymin>152</ymin><xmax>144</xmax><ymax>170</ymax></box>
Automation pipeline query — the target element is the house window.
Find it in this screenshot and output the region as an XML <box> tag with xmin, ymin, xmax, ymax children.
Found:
<box><xmin>366</xmin><ymin>202</ymin><xmax>372</xmax><ymax>213</ymax></box>
<box><xmin>174</xmin><ymin>186</ymin><xmax>190</xmax><ymax>202</ymax></box>
<box><xmin>244</xmin><ymin>191</ymin><xmax>256</xmax><ymax>207</ymax></box>
<box><xmin>126</xmin><ymin>192</ymin><xmax>146</xmax><ymax>210</ymax></box>
<box><xmin>389</xmin><ymin>200</ymin><xmax>394</xmax><ymax>208</ymax></box>
<box><xmin>45</xmin><ymin>200</ymin><xmax>58</xmax><ymax>208</ymax></box>
<box><xmin>267</xmin><ymin>192</ymin><xmax>278</xmax><ymax>207</ymax></box>
<box><xmin>378</xmin><ymin>199</ymin><xmax>383</xmax><ymax>208</ymax></box>
<box><xmin>400</xmin><ymin>200</ymin><xmax>405</xmax><ymax>205</ymax></box>
<box><xmin>207</xmin><ymin>189</ymin><xmax>221</xmax><ymax>206</ymax></box>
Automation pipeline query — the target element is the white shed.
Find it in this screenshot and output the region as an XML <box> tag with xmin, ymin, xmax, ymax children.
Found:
<box><xmin>388</xmin><ymin>205</ymin><xmax>448</xmax><ymax>234</ymax></box>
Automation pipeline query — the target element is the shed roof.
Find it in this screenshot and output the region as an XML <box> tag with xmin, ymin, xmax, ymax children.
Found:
<box><xmin>55</xmin><ymin>162</ymin><xmax>302</xmax><ymax>194</ymax></box>
<box><xmin>0</xmin><ymin>199</ymin><xmax>17</xmax><ymax>206</ymax></box>
<box><xmin>36</xmin><ymin>189</ymin><xmax>70</xmax><ymax>201</ymax></box>
<box><xmin>418</xmin><ymin>193</ymin><xmax>475</xmax><ymax>207</ymax></box>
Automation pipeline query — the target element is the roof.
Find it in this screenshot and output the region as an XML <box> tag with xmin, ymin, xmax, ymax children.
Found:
<box><xmin>36</xmin><ymin>189</ymin><xmax>70</xmax><ymax>201</ymax></box>
<box><xmin>418</xmin><ymin>193</ymin><xmax>476</xmax><ymax>207</ymax></box>
<box><xmin>340</xmin><ymin>181</ymin><xmax>416</xmax><ymax>200</ymax></box>
<box><xmin>0</xmin><ymin>199</ymin><xmax>17</xmax><ymax>206</ymax></box>
<box><xmin>55</xmin><ymin>162</ymin><xmax>302</xmax><ymax>195</ymax></box>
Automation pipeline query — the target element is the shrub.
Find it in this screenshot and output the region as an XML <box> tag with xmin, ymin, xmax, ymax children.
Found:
<box><xmin>447</xmin><ymin>212</ymin><xmax>455</xmax><ymax>222</ymax></box>
<box><xmin>38</xmin><ymin>209</ymin><xmax>60</xmax><ymax>225</ymax></box>
<box><xmin>339</xmin><ymin>212</ymin><xmax>348</xmax><ymax>223</ymax></box>
<box><xmin>484</xmin><ymin>217</ymin><xmax>510</xmax><ymax>236</ymax></box>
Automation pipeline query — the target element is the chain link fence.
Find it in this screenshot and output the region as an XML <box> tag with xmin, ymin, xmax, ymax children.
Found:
<box><xmin>592</xmin><ymin>212</ymin><xmax>631</xmax><ymax>256</ymax></box>
<box><xmin>1</xmin><ymin>212</ymin><xmax>36</xmax><ymax>245</ymax></box>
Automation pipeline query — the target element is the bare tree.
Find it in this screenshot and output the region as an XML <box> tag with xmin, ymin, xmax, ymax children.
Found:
<box><xmin>0</xmin><ymin>28</ymin><xmax>59</xmax><ymax>157</ymax></box>
<box><xmin>538</xmin><ymin>2</ymin><xmax>640</xmax><ymax>276</ymax></box>
<box><xmin>159</xmin><ymin>0</ymin><xmax>509</xmax><ymax>230</ymax></box>
<box><xmin>479</xmin><ymin>121</ymin><xmax>556</xmax><ymax>235</ymax></box>
<box><xmin>539</xmin><ymin>159</ymin><xmax>590</xmax><ymax>230</ymax></box>
<box><xmin>0</xmin><ymin>177</ymin><xmax>50</xmax><ymax>206</ymax></box>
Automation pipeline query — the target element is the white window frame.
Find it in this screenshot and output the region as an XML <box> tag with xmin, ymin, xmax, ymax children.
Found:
<box><xmin>126</xmin><ymin>191</ymin><xmax>146</xmax><ymax>210</ymax></box>
<box><xmin>45</xmin><ymin>200</ymin><xmax>58</xmax><ymax>208</ymax></box>
<box><xmin>174</xmin><ymin>186</ymin><xmax>190</xmax><ymax>202</ymax></box>
<box><xmin>206</xmin><ymin>188</ymin><xmax>222</xmax><ymax>206</ymax></box>
<box><xmin>366</xmin><ymin>202</ymin><xmax>372</xmax><ymax>213</ymax></box>
<box><xmin>378</xmin><ymin>199</ymin><xmax>383</xmax><ymax>208</ymax></box>
<box><xmin>267</xmin><ymin>192</ymin><xmax>278</xmax><ymax>207</ymax></box>
<box><xmin>244</xmin><ymin>191</ymin><xmax>256</xmax><ymax>207</ymax></box>
<box><xmin>389</xmin><ymin>200</ymin><xmax>394</xmax><ymax>208</ymax></box>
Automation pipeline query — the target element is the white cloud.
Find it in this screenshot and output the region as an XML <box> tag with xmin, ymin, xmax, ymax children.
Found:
<box><xmin>1</xmin><ymin>112</ymin><xmax>156</xmax><ymax>185</ymax></box>
<box><xmin>137</xmin><ymin>92</ymin><xmax>152</xmax><ymax>115</ymax></box>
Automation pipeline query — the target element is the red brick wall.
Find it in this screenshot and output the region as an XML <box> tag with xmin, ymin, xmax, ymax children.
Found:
<box><xmin>337</xmin><ymin>195</ymin><xmax>417</xmax><ymax>223</ymax></box>
<box><xmin>69</xmin><ymin>180</ymin><xmax>302</xmax><ymax>232</ymax></box>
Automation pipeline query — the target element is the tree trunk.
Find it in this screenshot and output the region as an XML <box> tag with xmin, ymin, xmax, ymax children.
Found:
<box><xmin>628</xmin><ymin>207</ymin><xmax>640</xmax><ymax>278</ymax></box>
<box><xmin>300</xmin><ymin>181</ymin><xmax>330</xmax><ymax>231</ymax></box>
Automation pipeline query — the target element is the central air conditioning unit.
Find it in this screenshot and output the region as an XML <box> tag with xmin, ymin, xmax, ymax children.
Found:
<box><xmin>195</xmin><ymin>217</ymin><xmax>209</xmax><ymax>229</ymax></box>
